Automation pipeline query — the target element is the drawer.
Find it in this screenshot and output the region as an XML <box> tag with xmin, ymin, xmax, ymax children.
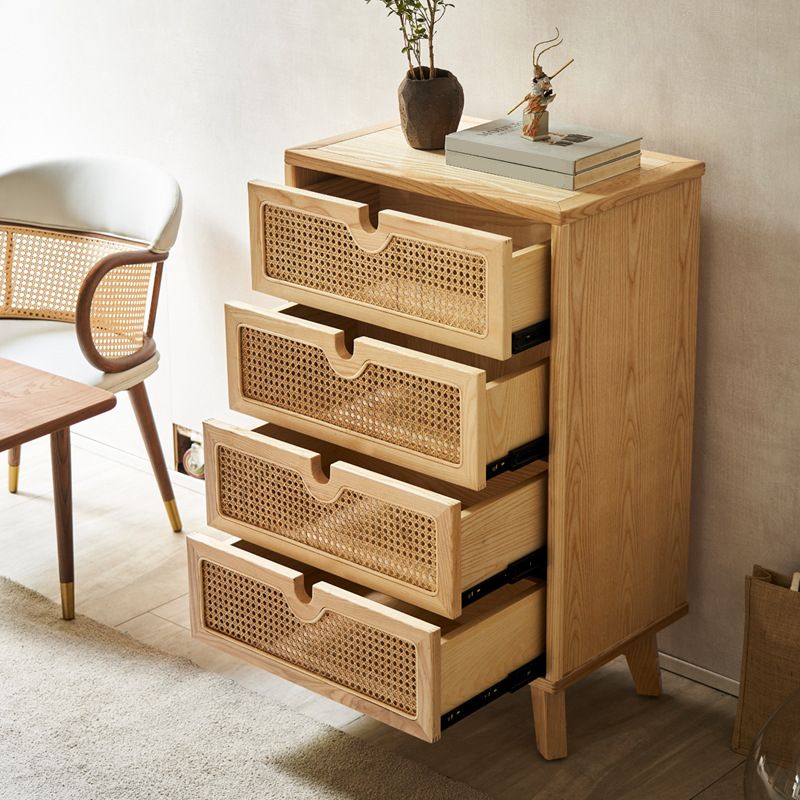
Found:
<box><xmin>226</xmin><ymin>302</ymin><xmax>549</xmax><ymax>490</ymax></box>
<box><xmin>187</xmin><ymin>533</ymin><xmax>546</xmax><ymax>742</ymax></box>
<box><xmin>204</xmin><ymin>419</ymin><xmax>547</xmax><ymax>618</ymax></box>
<box><xmin>248</xmin><ymin>179</ymin><xmax>550</xmax><ymax>360</ymax></box>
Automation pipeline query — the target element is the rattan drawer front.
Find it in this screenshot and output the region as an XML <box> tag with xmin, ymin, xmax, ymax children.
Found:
<box><xmin>187</xmin><ymin>533</ymin><xmax>545</xmax><ymax>742</ymax></box>
<box><xmin>226</xmin><ymin>302</ymin><xmax>549</xmax><ymax>490</ymax></box>
<box><xmin>204</xmin><ymin>420</ymin><xmax>547</xmax><ymax>618</ymax></box>
<box><xmin>248</xmin><ymin>181</ymin><xmax>550</xmax><ymax>360</ymax></box>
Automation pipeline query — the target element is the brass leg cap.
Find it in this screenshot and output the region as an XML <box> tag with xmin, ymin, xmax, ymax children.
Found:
<box><xmin>60</xmin><ymin>582</ymin><xmax>75</xmax><ymax>621</ymax></box>
<box><xmin>8</xmin><ymin>465</ymin><xmax>19</xmax><ymax>493</ymax></box>
<box><xmin>165</xmin><ymin>499</ymin><xmax>182</xmax><ymax>533</ymax></box>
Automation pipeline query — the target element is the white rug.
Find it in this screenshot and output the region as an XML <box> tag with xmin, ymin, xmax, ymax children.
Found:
<box><xmin>0</xmin><ymin>577</ymin><xmax>488</xmax><ymax>800</ymax></box>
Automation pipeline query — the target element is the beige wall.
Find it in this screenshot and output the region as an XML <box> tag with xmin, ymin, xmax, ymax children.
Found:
<box><xmin>2</xmin><ymin>0</ymin><xmax>798</xmax><ymax>681</ymax></box>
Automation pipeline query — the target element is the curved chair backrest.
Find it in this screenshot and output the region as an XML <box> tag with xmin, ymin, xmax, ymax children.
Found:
<box><xmin>0</xmin><ymin>157</ymin><xmax>182</xmax><ymax>253</ymax></box>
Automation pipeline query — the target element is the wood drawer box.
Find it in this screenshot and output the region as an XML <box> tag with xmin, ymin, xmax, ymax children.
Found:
<box><xmin>226</xmin><ymin>301</ymin><xmax>549</xmax><ymax>490</ymax></box>
<box><xmin>248</xmin><ymin>180</ymin><xmax>550</xmax><ymax>360</ymax></box>
<box><xmin>204</xmin><ymin>419</ymin><xmax>547</xmax><ymax>618</ymax></box>
<box><xmin>187</xmin><ymin>533</ymin><xmax>546</xmax><ymax>742</ymax></box>
<box><xmin>194</xmin><ymin>120</ymin><xmax>704</xmax><ymax>759</ymax></box>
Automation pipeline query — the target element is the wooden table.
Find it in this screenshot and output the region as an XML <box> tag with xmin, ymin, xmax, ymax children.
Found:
<box><xmin>0</xmin><ymin>357</ymin><xmax>116</xmax><ymax>619</ymax></box>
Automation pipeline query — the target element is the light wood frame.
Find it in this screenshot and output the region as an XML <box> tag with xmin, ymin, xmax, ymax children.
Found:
<box><xmin>277</xmin><ymin>122</ymin><xmax>704</xmax><ymax>758</ymax></box>
<box><xmin>203</xmin><ymin>419</ymin><xmax>547</xmax><ymax>618</ymax></box>
<box><xmin>248</xmin><ymin>180</ymin><xmax>550</xmax><ymax>360</ymax></box>
<box><xmin>225</xmin><ymin>301</ymin><xmax>548</xmax><ymax>490</ymax></box>
<box><xmin>187</xmin><ymin>533</ymin><xmax>545</xmax><ymax>742</ymax></box>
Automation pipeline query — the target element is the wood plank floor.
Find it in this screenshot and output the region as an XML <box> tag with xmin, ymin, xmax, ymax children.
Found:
<box><xmin>0</xmin><ymin>436</ymin><xmax>746</xmax><ymax>799</ymax></box>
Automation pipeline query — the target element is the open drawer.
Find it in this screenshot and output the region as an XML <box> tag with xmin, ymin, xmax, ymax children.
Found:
<box><xmin>226</xmin><ymin>302</ymin><xmax>549</xmax><ymax>490</ymax></box>
<box><xmin>204</xmin><ymin>419</ymin><xmax>547</xmax><ymax>618</ymax></box>
<box><xmin>248</xmin><ymin>179</ymin><xmax>550</xmax><ymax>360</ymax></box>
<box><xmin>187</xmin><ymin>533</ymin><xmax>546</xmax><ymax>742</ymax></box>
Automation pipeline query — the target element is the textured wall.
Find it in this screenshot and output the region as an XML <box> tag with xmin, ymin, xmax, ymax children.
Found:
<box><xmin>1</xmin><ymin>0</ymin><xmax>798</xmax><ymax>680</ymax></box>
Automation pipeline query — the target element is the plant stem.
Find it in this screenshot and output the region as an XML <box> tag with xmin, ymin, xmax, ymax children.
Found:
<box><xmin>399</xmin><ymin>20</ymin><xmax>415</xmax><ymax>75</ymax></box>
<box><xmin>427</xmin><ymin>0</ymin><xmax>436</xmax><ymax>77</ymax></box>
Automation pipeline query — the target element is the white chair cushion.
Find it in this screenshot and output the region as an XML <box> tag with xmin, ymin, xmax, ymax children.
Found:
<box><xmin>0</xmin><ymin>318</ymin><xmax>159</xmax><ymax>393</ymax></box>
<box><xmin>0</xmin><ymin>157</ymin><xmax>182</xmax><ymax>253</ymax></box>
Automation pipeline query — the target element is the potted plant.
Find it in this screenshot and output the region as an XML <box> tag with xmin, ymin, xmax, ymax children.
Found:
<box><xmin>366</xmin><ymin>0</ymin><xmax>463</xmax><ymax>150</ymax></box>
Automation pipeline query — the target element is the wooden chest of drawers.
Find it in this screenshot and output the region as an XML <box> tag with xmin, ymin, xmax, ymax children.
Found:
<box><xmin>188</xmin><ymin>119</ymin><xmax>704</xmax><ymax>760</ymax></box>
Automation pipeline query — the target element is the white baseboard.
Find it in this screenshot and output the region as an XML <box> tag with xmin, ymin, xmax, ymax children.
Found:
<box><xmin>72</xmin><ymin>432</ymin><xmax>205</xmax><ymax>496</ymax></box>
<box><xmin>659</xmin><ymin>652</ymin><xmax>739</xmax><ymax>697</ymax></box>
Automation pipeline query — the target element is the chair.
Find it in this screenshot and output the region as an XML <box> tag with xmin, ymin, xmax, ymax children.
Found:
<box><xmin>0</xmin><ymin>157</ymin><xmax>182</xmax><ymax>532</ymax></box>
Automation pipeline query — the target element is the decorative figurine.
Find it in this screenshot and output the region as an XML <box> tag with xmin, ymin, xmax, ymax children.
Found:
<box><xmin>508</xmin><ymin>28</ymin><xmax>574</xmax><ymax>141</ymax></box>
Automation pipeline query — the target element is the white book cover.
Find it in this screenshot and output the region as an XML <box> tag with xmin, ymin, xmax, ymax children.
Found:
<box><xmin>445</xmin><ymin>117</ymin><xmax>642</xmax><ymax>175</ymax></box>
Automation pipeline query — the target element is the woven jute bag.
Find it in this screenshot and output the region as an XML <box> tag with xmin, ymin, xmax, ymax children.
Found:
<box><xmin>732</xmin><ymin>565</ymin><xmax>800</xmax><ymax>755</ymax></box>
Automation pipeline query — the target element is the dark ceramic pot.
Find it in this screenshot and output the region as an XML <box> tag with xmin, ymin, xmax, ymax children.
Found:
<box><xmin>398</xmin><ymin>67</ymin><xmax>464</xmax><ymax>151</ymax></box>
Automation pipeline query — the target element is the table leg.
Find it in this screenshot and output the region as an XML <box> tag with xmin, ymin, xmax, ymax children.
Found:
<box><xmin>50</xmin><ymin>428</ymin><xmax>74</xmax><ymax>620</ymax></box>
<box><xmin>8</xmin><ymin>446</ymin><xmax>20</xmax><ymax>493</ymax></box>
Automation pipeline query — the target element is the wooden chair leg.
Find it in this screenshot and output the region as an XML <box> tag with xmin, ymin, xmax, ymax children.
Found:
<box><xmin>530</xmin><ymin>680</ymin><xmax>568</xmax><ymax>760</ymax></box>
<box><xmin>50</xmin><ymin>429</ymin><xmax>74</xmax><ymax>620</ymax></box>
<box><xmin>8</xmin><ymin>446</ymin><xmax>20</xmax><ymax>493</ymax></box>
<box><xmin>128</xmin><ymin>382</ymin><xmax>182</xmax><ymax>533</ymax></box>
<box><xmin>624</xmin><ymin>633</ymin><xmax>662</xmax><ymax>697</ymax></box>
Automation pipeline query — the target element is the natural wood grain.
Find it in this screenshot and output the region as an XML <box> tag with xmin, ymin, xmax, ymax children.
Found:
<box><xmin>343</xmin><ymin>658</ymin><xmax>742</xmax><ymax>799</ymax></box>
<box><xmin>485</xmin><ymin>363</ymin><xmax>549</xmax><ymax>462</ymax></box>
<box><xmin>187</xmin><ymin>532</ymin><xmax>443</xmax><ymax>742</ymax></box>
<box><xmin>0</xmin><ymin>359</ymin><xmax>116</xmax><ymax>620</ymax></box>
<box><xmin>530</xmin><ymin>681</ymin><xmax>568</xmax><ymax>760</ymax></box>
<box><xmin>378</xmin><ymin>186</ymin><xmax>551</xmax><ymax>248</ymax></box>
<box><xmin>249</xmin><ymin>179</ymin><xmax>549</xmax><ymax>359</ymax></box>
<box><xmin>187</xmin><ymin>533</ymin><xmax>544</xmax><ymax>743</ymax></box>
<box><xmin>227</xmin><ymin>124</ymin><xmax>702</xmax><ymax>761</ymax></box>
<box><xmin>204</xmin><ymin>419</ymin><xmax>546</xmax><ymax>618</ymax></box>
<box><xmin>253</xmin><ymin>422</ymin><xmax>548</xmax><ymax>509</ymax></box>
<box><xmin>441</xmin><ymin>582</ymin><xmax>545</xmax><ymax>711</ymax></box>
<box><xmin>624</xmin><ymin>633</ymin><xmax>663</xmax><ymax>697</ymax></box>
<box><xmin>50</xmin><ymin>427</ymin><xmax>74</xmax><ymax>619</ymax></box>
<box><xmin>510</xmin><ymin>243</ymin><xmax>551</xmax><ymax>330</ymax></box>
<box><xmin>204</xmin><ymin>419</ymin><xmax>460</xmax><ymax>617</ymax></box>
<box><xmin>538</xmin><ymin>605</ymin><xmax>688</xmax><ymax>693</ymax></box>
<box><xmin>129</xmin><ymin>381</ymin><xmax>181</xmax><ymax>531</ymax></box>
<box><xmin>284</xmin><ymin>119</ymin><xmax>705</xmax><ymax>225</ymax></box>
<box><xmin>0</xmin><ymin>436</ymin><xmax>211</xmax><ymax>627</ymax></box>
<box><xmin>0</xmin><ymin>442</ymin><xmax>744</xmax><ymax>797</ymax></box>
<box><xmin>226</xmin><ymin>302</ymin><xmax>548</xmax><ymax>490</ymax></box>
<box><xmin>0</xmin><ymin>358</ymin><xmax>116</xmax><ymax>450</ymax></box>
<box><xmin>547</xmin><ymin>178</ymin><xmax>702</xmax><ymax>682</ymax></box>
<box><xmin>694</xmin><ymin>764</ymin><xmax>746</xmax><ymax>799</ymax></box>
<box><xmin>459</xmin><ymin>472</ymin><xmax>547</xmax><ymax>589</ymax></box>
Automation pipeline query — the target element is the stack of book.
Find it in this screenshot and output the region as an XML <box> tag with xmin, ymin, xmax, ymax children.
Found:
<box><xmin>445</xmin><ymin>117</ymin><xmax>642</xmax><ymax>190</ymax></box>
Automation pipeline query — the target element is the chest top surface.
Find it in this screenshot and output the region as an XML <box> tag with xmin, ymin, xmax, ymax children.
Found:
<box><xmin>285</xmin><ymin>118</ymin><xmax>704</xmax><ymax>226</ymax></box>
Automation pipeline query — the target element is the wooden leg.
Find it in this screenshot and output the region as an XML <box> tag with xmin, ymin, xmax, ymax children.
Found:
<box><xmin>50</xmin><ymin>429</ymin><xmax>74</xmax><ymax>621</ymax></box>
<box><xmin>8</xmin><ymin>446</ymin><xmax>20</xmax><ymax>493</ymax></box>
<box><xmin>530</xmin><ymin>679</ymin><xmax>568</xmax><ymax>760</ymax></box>
<box><xmin>128</xmin><ymin>382</ymin><xmax>182</xmax><ymax>533</ymax></box>
<box><xmin>624</xmin><ymin>633</ymin><xmax>662</xmax><ymax>697</ymax></box>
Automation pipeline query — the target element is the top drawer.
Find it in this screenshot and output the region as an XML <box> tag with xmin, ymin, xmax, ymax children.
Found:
<box><xmin>249</xmin><ymin>180</ymin><xmax>550</xmax><ymax>360</ymax></box>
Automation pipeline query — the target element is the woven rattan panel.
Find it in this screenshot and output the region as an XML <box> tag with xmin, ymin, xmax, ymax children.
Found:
<box><xmin>238</xmin><ymin>326</ymin><xmax>463</xmax><ymax>463</ymax></box>
<box><xmin>1</xmin><ymin>226</ymin><xmax>152</xmax><ymax>358</ymax></box>
<box><xmin>201</xmin><ymin>559</ymin><xmax>418</xmax><ymax>715</ymax></box>
<box><xmin>217</xmin><ymin>445</ymin><xmax>438</xmax><ymax>591</ymax></box>
<box><xmin>263</xmin><ymin>204</ymin><xmax>488</xmax><ymax>335</ymax></box>
<box><xmin>90</xmin><ymin>263</ymin><xmax>152</xmax><ymax>358</ymax></box>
